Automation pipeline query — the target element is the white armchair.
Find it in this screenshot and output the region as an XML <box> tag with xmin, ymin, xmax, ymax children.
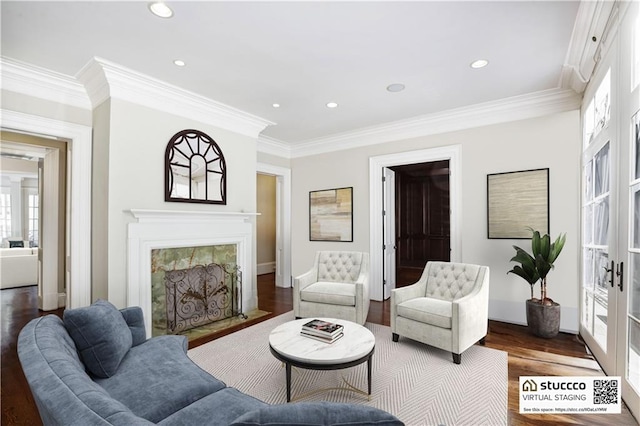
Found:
<box><xmin>391</xmin><ymin>261</ymin><xmax>490</xmax><ymax>364</ymax></box>
<box><xmin>294</xmin><ymin>251</ymin><xmax>370</xmax><ymax>325</ymax></box>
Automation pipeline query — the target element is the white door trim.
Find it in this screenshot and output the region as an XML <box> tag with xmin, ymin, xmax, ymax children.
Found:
<box><xmin>1</xmin><ymin>109</ymin><xmax>92</xmax><ymax>309</ymax></box>
<box><xmin>256</xmin><ymin>163</ymin><xmax>292</xmax><ymax>288</ymax></box>
<box><xmin>39</xmin><ymin>149</ymin><xmax>60</xmax><ymax>310</ymax></box>
<box><xmin>369</xmin><ymin>145</ymin><xmax>462</xmax><ymax>301</ymax></box>
<box><xmin>382</xmin><ymin>167</ymin><xmax>396</xmax><ymax>299</ymax></box>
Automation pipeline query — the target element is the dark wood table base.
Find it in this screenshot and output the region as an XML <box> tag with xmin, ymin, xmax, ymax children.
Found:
<box><xmin>269</xmin><ymin>345</ymin><xmax>374</xmax><ymax>402</ymax></box>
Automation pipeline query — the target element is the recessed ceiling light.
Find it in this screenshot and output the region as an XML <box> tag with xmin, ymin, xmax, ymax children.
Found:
<box><xmin>470</xmin><ymin>59</ymin><xmax>489</xmax><ymax>69</ymax></box>
<box><xmin>173</xmin><ymin>59</ymin><xmax>185</xmax><ymax>67</ymax></box>
<box><xmin>386</xmin><ymin>83</ymin><xmax>405</xmax><ymax>92</ymax></box>
<box><xmin>272</xmin><ymin>103</ymin><xmax>280</xmax><ymax>108</ymax></box>
<box><xmin>326</xmin><ymin>102</ymin><xmax>338</xmax><ymax>108</ymax></box>
<box><xmin>149</xmin><ymin>2</ymin><xmax>173</xmax><ymax>18</ymax></box>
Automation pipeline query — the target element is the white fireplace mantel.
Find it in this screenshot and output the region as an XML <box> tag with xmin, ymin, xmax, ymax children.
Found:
<box><xmin>128</xmin><ymin>209</ymin><xmax>260</xmax><ymax>223</ymax></box>
<box><xmin>126</xmin><ymin>209</ymin><xmax>258</xmax><ymax>337</ymax></box>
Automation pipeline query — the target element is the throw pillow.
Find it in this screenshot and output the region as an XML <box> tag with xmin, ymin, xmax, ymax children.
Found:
<box><xmin>63</xmin><ymin>299</ymin><xmax>133</xmax><ymax>378</ymax></box>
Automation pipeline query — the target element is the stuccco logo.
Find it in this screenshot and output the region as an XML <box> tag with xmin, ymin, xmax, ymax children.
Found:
<box><xmin>522</xmin><ymin>379</ymin><xmax>587</xmax><ymax>392</ymax></box>
<box><xmin>522</xmin><ymin>379</ymin><xmax>538</xmax><ymax>392</ymax></box>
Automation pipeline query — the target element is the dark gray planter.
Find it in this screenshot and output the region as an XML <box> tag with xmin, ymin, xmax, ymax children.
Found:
<box><xmin>526</xmin><ymin>299</ymin><xmax>560</xmax><ymax>338</ymax></box>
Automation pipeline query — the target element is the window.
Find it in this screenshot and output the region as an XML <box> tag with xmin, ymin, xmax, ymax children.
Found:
<box><xmin>28</xmin><ymin>193</ymin><xmax>38</xmax><ymax>247</ymax></box>
<box><xmin>584</xmin><ymin>70</ymin><xmax>612</xmax><ymax>146</ymax></box>
<box><xmin>0</xmin><ymin>191</ymin><xmax>11</xmax><ymax>240</ymax></box>
<box><xmin>633</xmin><ymin>13</ymin><xmax>640</xmax><ymax>91</ymax></box>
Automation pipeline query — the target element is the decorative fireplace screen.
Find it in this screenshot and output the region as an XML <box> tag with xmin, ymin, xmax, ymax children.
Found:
<box><xmin>164</xmin><ymin>263</ymin><xmax>243</xmax><ymax>333</ymax></box>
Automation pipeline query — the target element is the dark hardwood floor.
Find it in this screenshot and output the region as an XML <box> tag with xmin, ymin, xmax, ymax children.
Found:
<box><xmin>2</xmin><ymin>276</ymin><xmax>637</xmax><ymax>425</ymax></box>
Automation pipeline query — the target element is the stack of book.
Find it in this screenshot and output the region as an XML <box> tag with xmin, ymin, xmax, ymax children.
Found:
<box><xmin>300</xmin><ymin>319</ymin><xmax>344</xmax><ymax>343</ymax></box>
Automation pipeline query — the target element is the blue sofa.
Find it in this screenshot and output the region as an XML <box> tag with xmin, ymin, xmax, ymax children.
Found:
<box><xmin>18</xmin><ymin>300</ymin><xmax>403</xmax><ymax>426</ymax></box>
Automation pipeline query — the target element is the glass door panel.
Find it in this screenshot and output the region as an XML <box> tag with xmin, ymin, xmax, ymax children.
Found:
<box><xmin>582</xmin><ymin>141</ymin><xmax>612</xmax><ymax>352</ymax></box>
<box><xmin>627</xmin><ymin>114</ymin><xmax>640</xmax><ymax>401</ymax></box>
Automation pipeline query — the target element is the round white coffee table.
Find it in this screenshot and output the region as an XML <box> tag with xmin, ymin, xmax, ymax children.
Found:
<box><xmin>268</xmin><ymin>318</ymin><xmax>375</xmax><ymax>402</ymax></box>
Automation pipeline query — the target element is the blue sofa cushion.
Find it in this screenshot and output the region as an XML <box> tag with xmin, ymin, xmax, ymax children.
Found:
<box><xmin>120</xmin><ymin>306</ymin><xmax>147</xmax><ymax>346</ymax></box>
<box><xmin>158</xmin><ymin>388</ymin><xmax>267</xmax><ymax>426</ymax></box>
<box><xmin>63</xmin><ymin>299</ymin><xmax>132</xmax><ymax>378</ymax></box>
<box><xmin>230</xmin><ymin>402</ymin><xmax>405</xmax><ymax>426</ymax></box>
<box><xmin>95</xmin><ymin>335</ymin><xmax>227</xmax><ymax>423</ymax></box>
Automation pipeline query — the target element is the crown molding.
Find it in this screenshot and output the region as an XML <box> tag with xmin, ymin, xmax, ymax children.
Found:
<box><xmin>257</xmin><ymin>134</ymin><xmax>292</xmax><ymax>159</ymax></box>
<box><xmin>289</xmin><ymin>88</ymin><xmax>581</xmax><ymax>158</ymax></box>
<box><xmin>560</xmin><ymin>0</ymin><xmax>617</xmax><ymax>93</ymax></box>
<box><xmin>76</xmin><ymin>57</ymin><xmax>275</xmax><ymax>139</ymax></box>
<box><xmin>0</xmin><ymin>57</ymin><xmax>91</xmax><ymax>110</ymax></box>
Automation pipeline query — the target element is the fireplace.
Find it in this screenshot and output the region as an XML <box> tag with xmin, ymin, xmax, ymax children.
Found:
<box><xmin>152</xmin><ymin>244</ymin><xmax>244</xmax><ymax>336</ymax></box>
<box><xmin>127</xmin><ymin>210</ymin><xmax>258</xmax><ymax>337</ymax></box>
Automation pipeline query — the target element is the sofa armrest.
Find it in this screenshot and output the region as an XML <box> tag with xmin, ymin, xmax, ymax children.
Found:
<box><xmin>230</xmin><ymin>402</ymin><xmax>404</xmax><ymax>426</ymax></box>
<box><xmin>120</xmin><ymin>307</ymin><xmax>147</xmax><ymax>347</ymax></box>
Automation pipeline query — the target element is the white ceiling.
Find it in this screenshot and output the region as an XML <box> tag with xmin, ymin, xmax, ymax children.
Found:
<box><xmin>1</xmin><ymin>1</ymin><xmax>581</xmax><ymax>145</ymax></box>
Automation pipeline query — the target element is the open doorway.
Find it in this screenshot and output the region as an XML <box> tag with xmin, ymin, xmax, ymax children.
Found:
<box><xmin>369</xmin><ymin>145</ymin><xmax>461</xmax><ymax>301</ymax></box>
<box><xmin>256</xmin><ymin>163</ymin><xmax>292</xmax><ymax>289</ymax></box>
<box><xmin>256</xmin><ymin>173</ymin><xmax>277</xmax><ymax>279</ymax></box>
<box><xmin>0</xmin><ymin>131</ymin><xmax>67</xmax><ymax>311</ymax></box>
<box><xmin>389</xmin><ymin>160</ymin><xmax>451</xmax><ymax>287</ymax></box>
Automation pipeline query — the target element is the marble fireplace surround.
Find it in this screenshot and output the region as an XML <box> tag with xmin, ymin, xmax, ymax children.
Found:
<box><xmin>127</xmin><ymin>209</ymin><xmax>258</xmax><ymax>337</ymax></box>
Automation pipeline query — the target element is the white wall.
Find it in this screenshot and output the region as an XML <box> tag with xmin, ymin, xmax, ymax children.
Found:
<box><xmin>1</xmin><ymin>90</ymin><xmax>92</xmax><ymax>126</ymax></box>
<box><xmin>94</xmin><ymin>98</ymin><xmax>258</xmax><ymax>309</ymax></box>
<box><xmin>291</xmin><ymin>110</ymin><xmax>581</xmax><ymax>332</ymax></box>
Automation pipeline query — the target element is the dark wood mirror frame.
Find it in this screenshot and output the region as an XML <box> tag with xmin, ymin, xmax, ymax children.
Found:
<box><xmin>165</xmin><ymin>129</ymin><xmax>227</xmax><ymax>205</ymax></box>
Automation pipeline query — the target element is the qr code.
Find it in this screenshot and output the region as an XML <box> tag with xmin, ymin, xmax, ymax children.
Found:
<box><xmin>593</xmin><ymin>379</ymin><xmax>618</xmax><ymax>404</ymax></box>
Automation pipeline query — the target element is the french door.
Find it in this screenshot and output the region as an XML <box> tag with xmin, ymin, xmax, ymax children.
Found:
<box><xmin>580</xmin><ymin>1</ymin><xmax>640</xmax><ymax>418</ymax></box>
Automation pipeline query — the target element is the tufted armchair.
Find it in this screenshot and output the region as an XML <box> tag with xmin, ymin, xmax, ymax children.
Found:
<box><xmin>294</xmin><ymin>251</ymin><xmax>370</xmax><ymax>325</ymax></box>
<box><xmin>391</xmin><ymin>261</ymin><xmax>490</xmax><ymax>364</ymax></box>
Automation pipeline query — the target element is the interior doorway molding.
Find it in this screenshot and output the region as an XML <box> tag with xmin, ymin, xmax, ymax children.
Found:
<box><xmin>1</xmin><ymin>109</ymin><xmax>92</xmax><ymax>309</ymax></box>
<box><xmin>256</xmin><ymin>163</ymin><xmax>292</xmax><ymax>288</ymax></box>
<box><xmin>369</xmin><ymin>144</ymin><xmax>462</xmax><ymax>301</ymax></box>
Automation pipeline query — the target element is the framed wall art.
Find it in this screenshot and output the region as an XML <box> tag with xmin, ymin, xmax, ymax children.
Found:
<box><xmin>309</xmin><ymin>187</ymin><xmax>353</xmax><ymax>242</ymax></box>
<box><xmin>487</xmin><ymin>168</ymin><xmax>549</xmax><ymax>239</ymax></box>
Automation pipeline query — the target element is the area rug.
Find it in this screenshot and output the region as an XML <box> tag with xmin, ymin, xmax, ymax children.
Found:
<box><xmin>188</xmin><ymin>311</ymin><xmax>507</xmax><ymax>426</ymax></box>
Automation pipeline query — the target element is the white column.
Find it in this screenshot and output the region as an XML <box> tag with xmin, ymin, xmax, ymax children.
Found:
<box><xmin>39</xmin><ymin>149</ymin><xmax>59</xmax><ymax>311</ymax></box>
<box><xmin>9</xmin><ymin>177</ymin><xmax>22</xmax><ymax>240</ymax></box>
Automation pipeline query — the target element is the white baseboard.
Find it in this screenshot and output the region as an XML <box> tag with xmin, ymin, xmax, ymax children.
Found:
<box><xmin>489</xmin><ymin>299</ymin><xmax>579</xmax><ymax>334</ymax></box>
<box><xmin>257</xmin><ymin>261</ymin><xmax>276</xmax><ymax>275</ymax></box>
<box><xmin>58</xmin><ymin>292</ymin><xmax>66</xmax><ymax>308</ymax></box>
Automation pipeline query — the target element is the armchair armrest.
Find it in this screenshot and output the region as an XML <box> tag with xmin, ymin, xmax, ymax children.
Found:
<box><xmin>451</xmin><ymin>267</ymin><xmax>490</xmax><ymax>353</ymax></box>
<box><xmin>293</xmin><ymin>268</ymin><xmax>317</xmax><ymax>291</ymax></box>
<box><xmin>390</xmin><ymin>280</ymin><xmax>426</xmax><ymax>332</ymax></box>
<box><xmin>391</xmin><ymin>280</ymin><xmax>425</xmax><ymax>306</ymax></box>
<box><xmin>293</xmin><ymin>267</ymin><xmax>318</xmax><ymax>318</ymax></box>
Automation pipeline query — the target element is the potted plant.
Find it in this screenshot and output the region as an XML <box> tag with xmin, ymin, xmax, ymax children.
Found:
<box><xmin>508</xmin><ymin>229</ymin><xmax>566</xmax><ymax>338</ymax></box>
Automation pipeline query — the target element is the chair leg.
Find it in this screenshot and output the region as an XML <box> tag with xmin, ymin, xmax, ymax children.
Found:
<box><xmin>392</xmin><ymin>333</ymin><xmax>399</xmax><ymax>342</ymax></box>
<box><xmin>452</xmin><ymin>353</ymin><xmax>461</xmax><ymax>364</ymax></box>
<box><xmin>479</xmin><ymin>336</ymin><xmax>486</xmax><ymax>346</ymax></box>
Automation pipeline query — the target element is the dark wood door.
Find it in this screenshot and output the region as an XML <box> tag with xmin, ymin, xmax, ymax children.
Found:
<box><xmin>391</xmin><ymin>161</ymin><xmax>450</xmax><ymax>287</ymax></box>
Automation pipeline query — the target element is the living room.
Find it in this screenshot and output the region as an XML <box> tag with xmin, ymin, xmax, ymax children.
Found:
<box><xmin>1</xmin><ymin>1</ymin><xmax>639</xmax><ymax>425</ymax></box>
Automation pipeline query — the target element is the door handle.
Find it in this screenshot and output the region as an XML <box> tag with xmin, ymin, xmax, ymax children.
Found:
<box><xmin>604</xmin><ymin>260</ymin><xmax>615</xmax><ymax>287</ymax></box>
<box><xmin>616</xmin><ymin>261</ymin><xmax>623</xmax><ymax>292</ymax></box>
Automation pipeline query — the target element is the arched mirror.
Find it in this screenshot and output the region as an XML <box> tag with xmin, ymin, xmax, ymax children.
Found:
<box><xmin>165</xmin><ymin>129</ymin><xmax>226</xmax><ymax>204</ymax></box>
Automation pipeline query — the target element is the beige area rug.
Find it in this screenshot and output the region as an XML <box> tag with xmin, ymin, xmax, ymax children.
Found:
<box><xmin>188</xmin><ymin>311</ymin><xmax>507</xmax><ymax>426</ymax></box>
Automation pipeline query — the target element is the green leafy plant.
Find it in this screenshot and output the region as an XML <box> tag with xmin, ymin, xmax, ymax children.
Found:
<box><xmin>508</xmin><ymin>229</ymin><xmax>566</xmax><ymax>305</ymax></box>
